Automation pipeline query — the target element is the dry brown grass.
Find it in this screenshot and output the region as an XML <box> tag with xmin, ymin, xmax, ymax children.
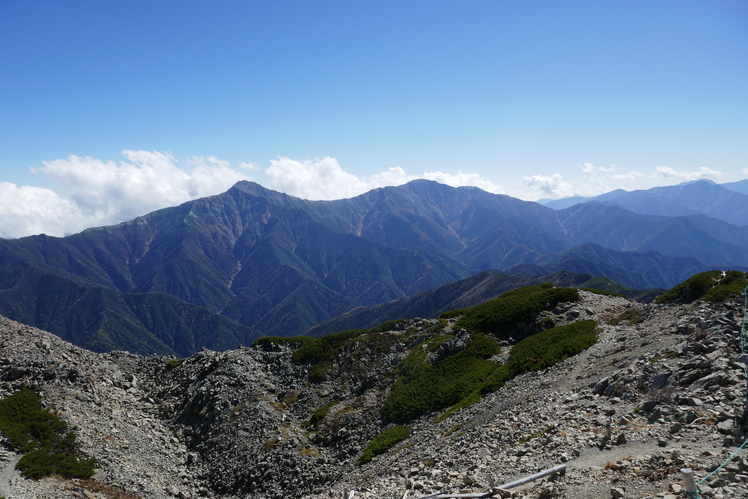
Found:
<box><xmin>60</xmin><ymin>478</ymin><xmax>143</xmax><ymax>499</ymax></box>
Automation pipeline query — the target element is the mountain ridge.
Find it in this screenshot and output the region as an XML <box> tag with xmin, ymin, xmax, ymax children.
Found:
<box><xmin>1</xmin><ymin>179</ymin><xmax>746</xmax><ymax>354</ymax></box>
<box><xmin>545</xmin><ymin>179</ymin><xmax>748</xmax><ymax>226</ymax></box>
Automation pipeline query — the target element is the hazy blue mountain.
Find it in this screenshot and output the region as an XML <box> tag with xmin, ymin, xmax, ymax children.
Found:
<box><xmin>545</xmin><ymin>180</ymin><xmax>748</xmax><ymax>226</ymax></box>
<box><xmin>557</xmin><ymin>203</ymin><xmax>748</xmax><ymax>266</ymax></box>
<box><xmin>517</xmin><ymin>242</ymin><xmax>707</xmax><ymax>289</ymax></box>
<box><xmin>543</xmin><ymin>196</ymin><xmax>591</xmax><ymax>209</ymax></box>
<box><xmin>721</xmin><ymin>179</ymin><xmax>748</xmax><ymax>196</ymax></box>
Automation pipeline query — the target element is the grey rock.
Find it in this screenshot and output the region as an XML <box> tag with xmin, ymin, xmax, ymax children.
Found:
<box><xmin>610</xmin><ymin>486</ymin><xmax>626</xmax><ymax>498</ymax></box>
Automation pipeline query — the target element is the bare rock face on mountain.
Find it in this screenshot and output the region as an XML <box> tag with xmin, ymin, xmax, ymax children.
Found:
<box><xmin>1</xmin><ymin>289</ymin><xmax>747</xmax><ymax>499</ymax></box>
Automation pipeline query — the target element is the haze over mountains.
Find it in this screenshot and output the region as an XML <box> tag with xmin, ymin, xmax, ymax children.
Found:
<box><xmin>544</xmin><ymin>179</ymin><xmax>748</xmax><ymax>226</ymax></box>
<box><xmin>0</xmin><ymin>179</ymin><xmax>746</xmax><ymax>356</ymax></box>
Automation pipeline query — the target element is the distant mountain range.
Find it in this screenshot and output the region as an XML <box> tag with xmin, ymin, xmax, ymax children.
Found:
<box><xmin>0</xmin><ymin>179</ymin><xmax>746</xmax><ymax>356</ymax></box>
<box><xmin>544</xmin><ymin>179</ymin><xmax>748</xmax><ymax>226</ymax></box>
<box><xmin>721</xmin><ymin>179</ymin><xmax>748</xmax><ymax>196</ymax></box>
<box><xmin>305</xmin><ymin>269</ymin><xmax>661</xmax><ymax>338</ymax></box>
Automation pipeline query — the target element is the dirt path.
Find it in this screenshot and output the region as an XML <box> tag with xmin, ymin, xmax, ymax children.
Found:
<box><xmin>0</xmin><ymin>449</ymin><xmax>19</xmax><ymax>498</ymax></box>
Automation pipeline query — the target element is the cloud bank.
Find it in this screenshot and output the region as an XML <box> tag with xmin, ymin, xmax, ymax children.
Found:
<box><xmin>0</xmin><ymin>183</ymin><xmax>82</xmax><ymax>239</ymax></box>
<box><xmin>521</xmin><ymin>164</ymin><xmax>727</xmax><ymax>201</ymax></box>
<box><xmin>1</xmin><ymin>151</ymin><xmax>254</xmax><ymax>239</ymax></box>
<box><xmin>521</xmin><ymin>163</ymin><xmax>616</xmax><ymax>200</ymax></box>
<box><xmin>522</xmin><ymin>174</ymin><xmax>574</xmax><ymax>199</ymax></box>
<box><xmin>653</xmin><ymin>165</ymin><xmax>723</xmax><ymax>181</ymax></box>
<box><xmin>264</xmin><ymin>157</ymin><xmax>505</xmax><ymax>200</ymax></box>
<box><xmin>611</xmin><ymin>171</ymin><xmax>642</xmax><ymax>181</ymax></box>
<box><xmin>0</xmin><ymin>152</ymin><xmax>505</xmax><ymax>238</ymax></box>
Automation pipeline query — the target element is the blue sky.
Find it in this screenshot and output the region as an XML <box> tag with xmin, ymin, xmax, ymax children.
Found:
<box><xmin>1</xmin><ymin>0</ymin><xmax>746</xmax><ymax>237</ymax></box>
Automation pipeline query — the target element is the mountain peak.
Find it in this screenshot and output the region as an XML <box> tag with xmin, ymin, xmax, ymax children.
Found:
<box><xmin>680</xmin><ymin>178</ymin><xmax>717</xmax><ymax>186</ymax></box>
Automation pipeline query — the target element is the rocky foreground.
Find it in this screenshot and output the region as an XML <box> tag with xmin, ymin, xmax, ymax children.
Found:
<box><xmin>1</xmin><ymin>290</ymin><xmax>747</xmax><ymax>499</ymax></box>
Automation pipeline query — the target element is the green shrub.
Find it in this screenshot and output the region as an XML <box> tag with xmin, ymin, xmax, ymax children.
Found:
<box><xmin>506</xmin><ymin>319</ymin><xmax>597</xmax><ymax>374</ymax></box>
<box><xmin>308</xmin><ymin>361</ymin><xmax>333</xmax><ymax>382</ymax></box>
<box><xmin>482</xmin><ymin>320</ymin><xmax>598</xmax><ymax>393</ymax></box>
<box><xmin>290</xmin><ymin>319</ymin><xmax>405</xmax><ymax>382</ymax></box>
<box><xmin>541</xmin><ymin>317</ymin><xmax>556</xmax><ymax>329</ymax></box>
<box><xmin>310</xmin><ymin>399</ymin><xmax>339</xmax><ymax>425</ymax></box>
<box><xmin>0</xmin><ymin>388</ymin><xmax>97</xmax><ymax>479</ymax></box>
<box><xmin>291</xmin><ymin>339</ymin><xmax>334</xmax><ymax>365</ymax></box>
<box><xmin>437</xmin><ymin>390</ymin><xmax>481</xmax><ymax>422</ymax></box>
<box><xmin>381</xmin><ymin>319</ymin><xmax>597</xmax><ymax>424</ymax></box>
<box><xmin>361</xmin><ymin>319</ymin><xmax>598</xmax><ymax>455</ymax></box>
<box><xmin>320</xmin><ymin>319</ymin><xmax>405</xmax><ymax>349</ymax></box>
<box><xmin>655</xmin><ymin>270</ymin><xmax>748</xmax><ymax>303</ymax></box>
<box><xmin>165</xmin><ymin>358</ymin><xmax>184</xmax><ymax>369</ymax></box>
<box><xmin>263</xmin><ymin>437</ymin><xmax>279</xmax><ymax>451</ymax></box>
<box><xmin>395</xmin><ymin>334</ymin><xmax>452</xmax><ymax>377</ymax></box>
<box><xmin>357</xmin><ymin>425</ymin><xmax>410</xmax><ymax>464</ymax></box>
<box><xmin>370</xmin><ymin>319</ymin><xmax>406</xmax><ymax>334</ymax></box>
<box><xmin>703</xmin><ymin>271</ymin><xmax>748</xmax><ymax>302</ymax></box>
<box><xmin>381</xmin><ymin>334</ymin><xmax>501</xmax><ymax>423</ymax></box>
<box><xmin>440</xmin><ymin>284</ymin><xmax>579</xmax><ymax>336</ymax></box>
<box><xmin>606</xmin><ymin>309</ymin><xmax>645</xmax><ymax>326</ymax></box>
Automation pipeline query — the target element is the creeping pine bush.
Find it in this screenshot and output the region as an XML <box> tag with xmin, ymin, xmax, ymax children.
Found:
<box><xmin>441</xmin><ymin>283</ymin><xmax>579</xmax><ymax>336</ymax></box>
<box><xmin>380</xmin><ymin>334</ymin><xmax>501</xmax><ymax>423</ymax></box>
<box><xmin>165</xmin><ymin>358</ymin><xmax>184</xmax><ymax>369</ymax></box>
<box><xmin>288</xmin><ymin>319</ymin><xmax>406</xmax><ymax>382</ymax></box>
<box><xmin>381</xmin><ymin>320</ymin><xmax>599</xmax><ymax>424</ymax></box>
<box><xmin>0</xmin><ymin>388</ymin><xmax>98</xmax><ymax>479</ymax></box>
<box><xmin>364</xmin><ymin>319</ymin><xmax>598</xmax><ymax>460</ymax></box>
<box><xmin>253</xmin><ymin>336</ymin><xmax>316</xmax><ymax>350</ymax></box>
<box><xmin>704</xmin><ymin>271</ymin><xmax>748</xmax><ymax>302</ymax></box>
<box><xmin>481</xmin><ymin>319</ymin><xmax>598</xmax><ymax>393</ymax></box>
<box><xmin>656</xmin><ymin>270</ymin><xmax>748</xmax><ymax>303</ymax></box>
<box><xmin>357</xmin><ymin>425</ymin><xmax>410</xmax><ymax>465</ymax></box>
<box><xmin>310</xmin><ymin>399</ymin><xmax>340</xmax><ymax>425</ymax></box>
<box><xmin>606</xmin><ymin>309</ymin><xmax>645</xmax><ymax>326</ymax></box>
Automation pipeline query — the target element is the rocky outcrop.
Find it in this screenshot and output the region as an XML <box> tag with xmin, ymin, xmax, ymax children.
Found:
<box><xmin>0</xmin><ymin>290</ymin><xmax>747</xmax><ymax>499</ymax></box>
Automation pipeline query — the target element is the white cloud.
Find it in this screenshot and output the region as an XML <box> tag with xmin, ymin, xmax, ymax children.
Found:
<box><xmin>520</xmin><ymin>166</ymin><xmax>615</xmax><ymax>200</ymax></box>
<box><xmin>2</xmin><ymin>150</ymin><xmax>253</xmax><ymax>238</ymax></box>
<box><xmin>742</xmin><ymin>168</ymin><xmax>748</xmax><ymax>175</ymax></box>
<box><xmin>421</xmin><ymin>171</ymin><xmax>505</xmax><ymax>194</ymax></box>
<box><xmin>265</xmin><ymin>157</ymin><xmax>375</xmax><ymax>199</ymax></box>
<box><xmin>36</xmin><ymin>150</ymin><xmax>252</xmax><ymax>223</ymax></box>
<box><xmin>522</xmin><ymin>174</ymin><xmax>574</xmax><ymax>199</ymax></box>
<box><xmin>653</xmin><ymin>165</ymin><xmax>723</xmax><ymax>181</ymax></box>
<box><xmin>0</xmin><ymin>183</ymin><xmax>83</xmax><ymax>239</ymax></box>
<box><xmin>264</xmin><ymin>156</ymin><xmax>505</xmax><ymax>200</ymax></box>
<box><xmin>611</xmin><ymin>171</ymin><xmax>642</xmax><ymax>181</ymax></box>
<box><xmin>578</xmin><ymin>162</ymin><xmax>616</xmax><ymax>176</ymax></box>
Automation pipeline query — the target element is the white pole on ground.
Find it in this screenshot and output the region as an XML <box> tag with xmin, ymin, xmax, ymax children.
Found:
<box><xmin>499</xmin><ymin>464</ymin><xmax>567</xmax><ymax>490</ymax></box>
<box><xmin>681</xmin><ymin>468</ymin><xmax>698</xmax><ymax>495</ymax></box>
